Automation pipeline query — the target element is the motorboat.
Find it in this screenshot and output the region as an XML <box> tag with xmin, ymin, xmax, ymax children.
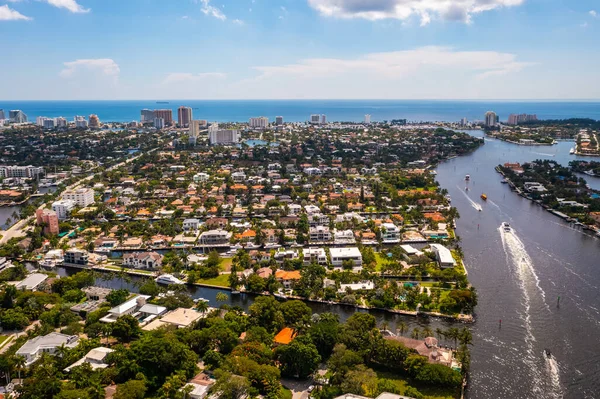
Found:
<box><xmin>230</xmin><ymin>244</ymin><xmax>243</xmax><ymax>251</ymax></box>
<box><xmin>502</xmin><ymin>222</ymin><xmax>512</xmax><ymax>233</ymax></box>
<box><xmin>501</xmin><ymin>179</ymin><xmax>508</xmax><ymax>184</ymax></box>
<box><xmin>481</xmin><ymin>194</ymin><xmax>487</xmax><ymax>201</ymax></box>
<box><xmin>155</xmin><ymin>274</ymin><xmax>185</xmax><ymax>285</ymax></box>
<box><xmin>465</xmin><ymin>174</ymin><xmax>470</xmax><ymax>181</ymax></box>
<box><xmin>264</xmin><ymin>243</ymin><xmax>282</xmax><ymax>249</ymax></box>
<box><xmin>570</xmin><ymin>148</ymin><xmax>575</xmax><ymax>154</ymax></box>
<box><xmin>544</xmin><ymin>349</ymin><xmax>552</xmax><ymax>359</ymax></box>
<box><xmin>244</xmin><ymin>243</ymin><xmax>261</xmax><ymax>250</ymax></box>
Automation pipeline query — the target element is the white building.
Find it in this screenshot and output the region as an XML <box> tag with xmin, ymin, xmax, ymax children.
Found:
<box><xmin>64</xmin><ymin>248</ymin><xmax>89</xmax><ymax>267</ymax></box>
<box><xmin>334</xmin><ymin>229</ymin><xmax>356</xmax><ymax>244</ymax></box>
<box><xmin>9</xmin><ymin>110</ymin><xmax>27</xmax><ymax>123</ymax></box>
<box><xmin>123</xmin><ymin>252</ymin><xmax>163</xmax><ymax>270</ymax></box>
<box><xmin>15</xmin><ymin>273</ymin><xmax>48</xmax><ymax>291</ymax></box>
<box><xmin>303</xmin><ymin>248</ymin><xmax>328</xmax><ymax>265</ymax></box>
<box><xmin>309</xmin><ymin>226</ymin><xmax>332</xmax><ymax>242</ymax></box>
<box><xmin>16</xmin><ymin>333</ymin><xmax>79</xmax><ymax>366</ymax></box>
<box><xmin>154</xmin><ymin>117</ymin><xmax>165</xmax><ymax>129</ymax></box>
<box><xmin>65</xmin><ymin>347</ymin><xmax>114</xmax><ymax>372</ymax></box>
<box><xmin>249</xmin><ymin>117</ymin><xmax>269</xmax><ymax>129</ymax></box>
<box><xmin>43</xmin><ymin>118</ymin><xmax>56</xmax><ymax>129</ymax></box>
<box><xmin>63</xmin><ymin>187</ymin><xmax>95</xmax><ymax>207</ymax></box>
<box><xmin>74</xmin><ymin>116</ymin><xmax>88</xmax><ymax>129</ymax></box>
<box><xmin>193</xmin><ymin>172</ymin><xmax>210</xmax><ymax>183</ymax></box>
<box><xmin>429</xmin><ymin>244</ymin><xmax>456</xmax><ymax>268</ymax></box>
<box><xmin>364</xmin><ymin>114</ymin><xmax>371</xmax><ymax>124</ymax></box>
<box><xmin>484</xmin><ymin>111</ymin><xmax>498</xmax><ymax>128</ymax></box>
<box><xmin>330</xmin><ymin>247</ymin><xmax>363</xmax><ymax>271</ymax></box>
<box><xmin>99</xmin><ymin>295</ymin><xmax>153</xmax><ymax>323</ymax></box>
<box><xmin>183</xmin><ymin>218</ymin><xmax>201</xmax><ymax>231</ymax></box>
<box><xmin>209</xmin><ymin>128</ymin><xmax>240</xmax><ymax>145</ymax></box>
<box><xmin>56</xmin><ymin>117</ymin><xmax>68</xmax><ymax>128</ymax></box>
<box><xmin>381</xmin><ymin>223</ymin><xmax>401</xmax><ymax>244</ymax></box>
<box><xmin>199</xmin><ymin>229</ymin><xmax>232</xmax><ymax>245</ymax></box>
<box><xmin>0</xmin><ymin>165</ymin><xmax>44</xmax><ymax>179</ymax></box>
<box><xmin>52</xmin><ymin>199</ymin><xmax>76</xmax><ymax>219</ymax></box>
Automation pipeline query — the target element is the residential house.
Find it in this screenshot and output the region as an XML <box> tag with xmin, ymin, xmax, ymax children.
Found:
<box><xmin>333</xmin><ymin>229</ymin><xmax>355</xmax><ymax>245</ymax></box>
<box><xmin>275</xmin><ymin>270</ymin><xmax>301</xmax><ymax>289</ymax></box>
<box><xmin>199</xmin><ymin>230</ymin><xmax>232</xmax><ymax>246</ymax></box>
<box><xmin>64</xmin><ymin>248</ymin><xmax>89</xmax><ymax>267</ymax></box>
<box><xmin>183</xmin><ymin>218</ymin><xmax>201</xmax><ymax>232</ymax></box>
<box><xmin>99</xmin><ymin>295</ymin><xmax>152</xmax><ymax>323</ymax></box>
<box><xmin>309</xmin><ymin>226</ymin><xmax>332</xmax><ymax>243</ymax></box>
<box><xmin>330</xmin><ymin>247</ymin><xmax>363</xmax><ymax>271</ymax></box>
<box><xmin>429</xmin><ymin>244</ymin><xmax>456</xmax><ymax>268</ymax></box>
<box><xmin>303</xmin><ymin>248</ymin><xmax>328</xmax><ymax>265</ymax></box>
<box><xmin>123</xmin><ymin>252</ymin><xmax>163</xmax><ymax>270</ymax></box>
<box><xmin>381</xmin><ymin>223</ymin><xmax>401</xmax><ymax>244</ymax></box>
<box><xmin>64</xmin><ymin>347</ymin><xmax>114</xmax><ymax>372</ymax></box>
<box><xmin>16</xmin><ymin>333</ymin><xmax>79</xmax><ymax>366</ymax></box>
<box><xmin>15</xmin><ymin>273</ymin><xmax>48</xmax><ymax>291</ymax></box>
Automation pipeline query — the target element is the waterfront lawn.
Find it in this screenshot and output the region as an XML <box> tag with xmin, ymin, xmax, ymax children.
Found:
<box><xmin>220</xmin><ymin>257</ymin><xmax>233</xmax><ymax>272</ymax></box>
<box><xmin>103</xmin><ymin>265</ymin><xmax>154</xmax><ymax>275</ymax></box>
<box><xmin>375</xmin><ymin>252</ymin><xmax>392</xmax><ymax>272</ymax></box>
<box><xmin>196</xmin><ymin>274</ymin><xmax>229</xmax><ymax>288</ymax></box>
<box><xmin>376</xmin><ymin>370</ymin><xmax>459</xmax><ymax>399</ymax></box>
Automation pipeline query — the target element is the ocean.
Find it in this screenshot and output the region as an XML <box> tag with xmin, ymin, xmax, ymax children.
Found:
<box><xmin>1</xmin><ymin>100</ymin><xmax>599</xmax><ymax>123</ymax></box>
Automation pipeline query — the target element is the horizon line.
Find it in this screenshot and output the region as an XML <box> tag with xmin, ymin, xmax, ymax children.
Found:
<box><xmin>1</xmin><ymin>98</ymin><xmax>600</xmax><ymax>102</ymax></box>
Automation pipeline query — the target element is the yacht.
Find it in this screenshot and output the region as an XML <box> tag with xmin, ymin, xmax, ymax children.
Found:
<box><xmin>264</xmin><ymin>243</ymin><xmax>282</xmax><ymax>249</ymax></box>
<box><xmin>465</xmin><ymin>174</ymin><xmax>471</xmax><ymax>181</ymax></box>
<box><xmin>501</xmin><ymin>178</ymin><xmax>508</xmax><ymax>184</ymax></box>
<box><xmin>155</xmin><ymin>274</ymin><xmax>185</xmax><ymax>285</ymax></box>
<box><xmin>569</xmin><ymin>148</ymin><xmax>575</xmax><ymax>154</ymax></box>
<box><xmin>502</xmin><ymin>222</ymin><xmax>512</xmax><ymax>233</ymax></box>
<box><xmin>244</xmin><ymin>243</ymin><xmax>261</xmax><ymax>250</ymax></box>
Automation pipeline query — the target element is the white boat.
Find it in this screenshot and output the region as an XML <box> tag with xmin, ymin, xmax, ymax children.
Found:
<box><xmin>465</xmin><ymin>174</ymin><xmax>471</xmax><ymax>181</ymax></box>
<box><xmin>155</xmin><ymin>274</ymin><xmax>185</xmax><ymax>285</ymax></box>
<box><xmin>230</xmin><ymin>244</ymin><xmax>243</xmax><ymax>251</ymax></box>
<box><xmin>502</xmin><ymin>222</ymin><xmax>512</xmax><ymax>233</ymax></box>
<box><xmin>244</xmin><ymin>243</ymin><xmax>261</xmax><ymax>250</ymax></box>
<box><xmin>570</xmin><ymin>148</ymin><xmax>575</xmax><ymax>154</ymax></box>
<box><xmin>264</xmin><ymin>243</ymin><xmax>282</xmax><ymax>249</ymax></box>
<box><xmin>584</xmin><ymin>170</ymin><xmax>596</xmax><ymax>176</ymax></box>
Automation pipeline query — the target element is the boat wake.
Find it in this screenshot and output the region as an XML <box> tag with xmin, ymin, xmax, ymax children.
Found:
<box><xmin>457</xmin><ymin>185</ymin><xmax>483</xmax><ymax>212</ymax></box>
<box><xmin>532</xmin><ymin>152</ymin><xmax>555</xmax><ymax>157</ymax></box>
<box><xmin>500</xmin><ymin>226</ymin><xmax>561</xmax><ymax>398</ymax></box>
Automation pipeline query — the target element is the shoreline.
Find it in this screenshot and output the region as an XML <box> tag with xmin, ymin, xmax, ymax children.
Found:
<box><xmin>485</xmin><ymin>134</ymin><xmax>556</xmax><ymax>146</ymax></box>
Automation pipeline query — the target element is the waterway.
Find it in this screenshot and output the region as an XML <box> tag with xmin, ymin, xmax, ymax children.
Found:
<box><xmin>55</xmin><ymin>132</ymin><xmax>600</xmax><ymax>398</ymax></box>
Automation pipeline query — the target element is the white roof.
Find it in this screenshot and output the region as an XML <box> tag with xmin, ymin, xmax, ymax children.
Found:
<box><xmin>330</xmin><ymin>247</ymin><xmax>362</xmax><ymax>258</ymax></box>
<box><xmin>139</xmin><ymin>303</ymin><xmax>167</xmax><ymax>315</ymax></box>
<box><xmin>110</xmin><ymin>295</ymin><xmax>150</xmax><ymax>315</ymax></box>
<box><xmin>17</xmin><ymin>333</ymin><xmax>78</xmax><ymax>355</ymax></box>
<box><xmin>16</xmin><ymin>273</ymin><xmax>48</xmax><ymax>290</ymax></box>
<box><xmin>430</xmin><ymin>244</ymin><xmax>455</xmax><ymax>265</ymax></box>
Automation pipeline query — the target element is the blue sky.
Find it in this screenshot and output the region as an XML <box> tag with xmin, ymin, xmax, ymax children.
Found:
<box><xmin>1</xmin><ymin>0</ymin><xmax>599</xmax><ymax>100</ymax></box>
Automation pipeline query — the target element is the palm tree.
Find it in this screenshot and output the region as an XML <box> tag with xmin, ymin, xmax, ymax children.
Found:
<box><xmin>435</xmin><ymin>328</ymin><xmax>445</xmax><ymax>341</ymax></box>
<box><xmin>396</xmin><ymin>321</ymin><xmax>407</xmax><ymax>336</ymax></box>
<box><xmin>195</xmin><ymin>300</ymin><xmax>209</xmax><ymax>314</ymax></box>
<box><xmin>446</xmin><ymin>327</ymin><xmax>460</xmax><ymax>349</ymax></box>
<box><xmin>422</xmin><ymin>326</ymin><xmax>434</xmax><ymax>338</ymax></box>
<box><xmin>459</xmin><ymin>327</ymin><xmax>473</xmax><ymax>346</ymax></box>
<box><xmin>411</xmin><ymin>327</ymin><xmax>421</xmax><ymax>340</ymax></box>
<box><xmin>14</xmin><ymin>355</ymin><xmax>25</xmax><ymax>383</ymax></box>
<box><xmin>381</xmin><ymin>321</ymin><xmax>389</xmax><ymax>332</ymax></box>
<box><xmin>216</xmin><ymin>292</ymin><xmax>228</xmax><ymax>303</ymax></box>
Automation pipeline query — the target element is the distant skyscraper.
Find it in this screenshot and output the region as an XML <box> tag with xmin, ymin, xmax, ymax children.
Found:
<box><xmin>508</xmin><ymin>113</ymin><xmax>538</xmax><ymax>125</ymax></box>
<box><xmin>189</xmin><ymin>120</ymin><xmax>202</xmax><ymax>145</ymax></box>
<box><xmin>36</xmin><ymin>116</ymin><xmax>46</xmax><ymax>126</ymax></box>
<box><xmin>178</xmin><ymin>106</ymin><xmax>193</xmax><ymax>127</ymax></box>
<box><xmin>249</xmin><ymin>117</ymin><xmax>269</xmax><ymax>128</ymax></box>
<box><xmin>209</xmin><ymin>128</ymin><xmax>240</xmax><ymax>145</ymax></box>
<box><xmin>74</xmin><ymin>116</ymin><xmax>88</xmax><ymax>129</ymax></box>
<box><xmin>364</xmin><ymin>114</ymin><xmax>371</xmax><ymax>124</ymax></box>
<box><xmin>43</xmin><ymin>118</ymin><xmax>56</xmax><ymax>129</ymax></box>
<box><xmin>0</xmin><ymin>110</ymin><xmax>5</xmax><ymax>120</ymax></box>
<box><xmin>88</xmin><ymin>114</ymin><xmax>100</xmax><ymax>128</ymax></box>
<box><xmin>9</xmin><ymin>110</ymin><xmax>27</xmax><ymax>123</ymax></box>
<box><xmin>154</xmin><ymin>109</ymin><xmax>173</xmax><ymax>125</ymax></box>
<box><xmin>154</xmin><ymin>117</ymin><xmax>165</xmax><ymax>129</ymax></box>
<box><xmin>460</xmin><ymin>117</ymin><xmax>468</xmax><ymax>126</ymax></box>
<box><xmin>310</xmin><ymin>114</ymin><xmax>321</xmax><ymax>125</ymax></box>
<box><xmin>321</xmin><ymin>115</ymin><xmax>327</xmax><ymax>125</ymax></box>
<box><xmin>485</xmin><ymin>111</ymin><xmax>498</xmax><ymax>128</ymax></box>
<box><xmin>141</xmin><ymin>109</ymin><xmax>155</xmax><ymax>123</ymax></box>
<box><xmin>275</xmin><ymin>116</ymin><xmax>284</xmax><ymax>126</ymax></box>
<box><xmin>56</xmin><ymin>117</ymin><xmax>67</xmax><ymax>128</ymax></box>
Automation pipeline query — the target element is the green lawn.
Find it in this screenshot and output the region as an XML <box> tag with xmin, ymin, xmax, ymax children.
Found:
<box><xmin>375</xmin><ymin>252</ymin><xmax>392</xmax><ymax>272</ymax></box>
<box><xmin>196</xmin><ymin>274</ymin><xmax>230</xmax><ymax>288</ymax></box>
<box><xmin>103</xmin><ymin>265</ymin><xmax>154</xmax><ymax>275</ymax></box>
<box><xmin>0</xmin><ymin>335</ymin><xmax>10</xmax><ymax>347</ymax></box>
<box><xmin>220</xmin><ymin>257</ymin><xmax>233</xmax><ymax>272</ymax></box>
<box><xmin>376</xmin><ymin>371</ymin><xmax>459</xmax><ymax>399</ymax></box>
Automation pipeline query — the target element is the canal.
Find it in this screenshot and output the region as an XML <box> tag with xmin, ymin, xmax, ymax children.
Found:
<box><xmin>56</xmin><ymin>132</ymin><xmax>600</xmax><ymax>398</ymax></box>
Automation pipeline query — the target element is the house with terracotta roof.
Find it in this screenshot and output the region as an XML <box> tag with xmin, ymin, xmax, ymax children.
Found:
<box><xmin>275</xmin><ymin>270</ymin><xmax>301</xmax><ymax>289</ymax></box>
<box><xmin>273</xmin><ymin>327</ymin><xmax>296</xmax><ymax>345</ymax></box>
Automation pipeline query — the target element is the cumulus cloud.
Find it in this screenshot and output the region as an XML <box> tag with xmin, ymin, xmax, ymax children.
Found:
<box><xmin>307</xmin><ymin>0</ymin><xmax>525</xmax><ymax>24</ymax></box>
<box><xmin>253</xmin><ymin>46</ymin><xmax>533</xmax><ymax>80</ymax></box>
<box><xmin>45</xmin><ymin>0</ymin><xmax>90</xmax><ymax>13</ymax></box>
<box><xmin>0</xmin><ymin>4</ymin><xmax>31</xmax><ymax>20</ymax></box>
<box><xmin>200</xmin><ymin>0</ymin><xmax>226</xmax><ymax>20</ymax></box>
<box><xmin>590</xmin><ymin>10</ymin><xmax>597</xmax><ymax>18</ymax></box>
<box><xmin>60</xmin><ymin>59</ymin><xmax>120</xmax><ymax>78</ymax></box>
<box><xmin>163</xmin><ymin>72</ymin><xmax>227</xmax><ymax>84</ymax></box>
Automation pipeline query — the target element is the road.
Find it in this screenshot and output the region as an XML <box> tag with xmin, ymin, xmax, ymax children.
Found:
<box><xmin>0</xmin><ymin>149</ymin><xmax>156</xmax><ymax>246</ymax></box>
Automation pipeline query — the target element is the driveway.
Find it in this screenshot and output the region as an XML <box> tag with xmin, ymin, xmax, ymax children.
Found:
<box><xmin>281</xmin><ymin>378</ymin><xmax>313</xmax><ymax>399</ymax></box>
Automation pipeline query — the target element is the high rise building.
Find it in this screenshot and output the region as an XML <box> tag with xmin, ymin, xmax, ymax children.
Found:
<box><xmin>508</xmin><ymin>114</ymin><xmax>538</xmax><ymax>125</ymax></box>
<box><xmin>321</xmin><ymin>115</ymin><xmax>327</xmax><ymax>125</ymax></box>
<box><xmin>141</xmin><ymin>109</ymin><xmax>155</xmax><ymax>123</ymax></box>
<box><xmin>43</xmin><ymin>119</ymin><xmax>56</xmax><ymax>129</ymax></box>
<box><xmin>0</xmin><ymin>110</ymin><xmax>5</xmax><ymax>120</ymax></box>
<box><xmin>56</xmin><ymin>117</ymin><xmax>67</xmax><ymax>128</ymax></box>
<box><xmin>460</xmin><ymin>118</ymin><xmax>468</xmax><ymax>126</ymax></box>
<box><xmin>209</xmin><ymin>128</ymin><xmax>240</xmax><ymax>145</ymax></box>
<box><xmin>249</xmin><ymin>117</ymin><xmax>269</xmax><ymax>129</ymax></box>
<box><xmin>364</xmin><ymin>114</ymin><xmax>371</xmax><ymax>124</ymax></box>
<box><xmin>275</xmin><ymin>116</ymin><xmax>284</xmax><ymax>126</ymax></box>
<box><xmin>178</xmin><ymin>106</ymin><xmax>193</xmax><ymax>127</ymax></box>
<box><xmin>74</xmin><ymin>116</ymin><xmax>88</xmax><ymax>129</ymax></box>
<box><xmin>88</xmin><ymin>114</ymin><xmax>100</xmax><ymax>128</ymax></box>
<box><xmin>189</xmin><ymin>120</ymin><xmax>202</xmax><ymax>145</ymax></box>
<box><xmin>310</xmin><ymin>114</ymin><xmax>321</xmax><ymax>125</ymax></box>
<box><xmin>35</xmin><ymin>209</ymin><xmax>59</xmax><ymax>236</ymax></box>
<box><xmin>9</xmin><ymin>110</ymin><xmax>27</xmax><ymax>123</ymax></box>
<box><xmin>36</xmin><ymin>116</ymin><xmax>46</xmax><ymax>126</ymax></box>
<box><xmin>484</xmin><ymin>111</ymin><xmax>498</xmax><ymax>128</ymax></box>
<box><xmin>154</xmin><ymin>118</ymin><xmax>165</xmax><ymax>129</ymax></box>
<box><xmin>154</xmin><ymin>109</ymin><xmax>173</xmax><ymax>125</ymax></box>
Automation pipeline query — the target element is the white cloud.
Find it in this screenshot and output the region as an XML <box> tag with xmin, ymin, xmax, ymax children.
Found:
<box><xmin>45</xmin><ymin>0</ymin><xmax>90</xmax><ymax>13</ymax></box>
<box><xmin>253</xmin><ymin>46</ymin><xmax>533</xmax><ymax>80</ymax></box>
<box><xmin>163</xmin><ymin>72</ymin><xmax>227</xmax><ymax>84</ymax></box>
<box><xmin>307</xmin><ymin>0</ymin><xmax>525</xmax><ymax>25</ymax></box>
<box><xmin>200</xmin><ymin>0</ymin><xmax>226</xmax><ymax>20</ymax></box>
<box><xmin>60</xmin><ymin>59</ymin><xmax>120</xmax><ymax>78</ymax></box>
<box><xmin>0</xmin><ymin>4</ymin><xmax>31</xmax><ymax>20</ymax></box>
<box><xmin>590</xmin><ymin>10</ymin><xmax>597</xmax><ymax>18</ymax></box>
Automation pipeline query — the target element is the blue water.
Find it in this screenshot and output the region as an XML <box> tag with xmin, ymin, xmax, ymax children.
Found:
<box><xmin>1</xmin><ymin>100</ymin><xmax>599</xmax><ymax>123</ymax></box>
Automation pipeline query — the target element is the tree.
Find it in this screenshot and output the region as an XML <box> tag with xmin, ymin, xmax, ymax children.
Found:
<box><xmin>411</xmin><ymin>328</ymin><xmax>421</xmax><ymax>340</ymax></box>
<box><xmin>396</xmin><ymin>321</ymin><xmax>407</xmax><ymax>336</ymax></box>
<box><xmin>275</xmin><ymin>335</ymin><xmax>321</xmax><ymax>379</ymax></box>
<box><xmin>340</xmin><ymin>365</ymin><xmax>378</xmax><ymax>397</ymax></box>
<box><xmin>280</xmin><ymin>300</ymin><xmax>312</xmax><ymax>331</ymax></box>
<box><xmin>248</xmin><ymin>296</ymin><xmax>284</xmax><ymax>333</ymax></box>
<box><xmin>308</xmin><ymin>316</ymin><xmax>339</xmax><ymax>358</ymax></box>
<box><xmin>114</xmin><ymin>379</ymin><xmax>147</xmax><ymax>399</ymax></box>
<box><xmin>139</xmin><ymin>279</ymin><xmax>160</xmax><ymax>297</ymax></box>
<box><xmin>327</xmin><ymin>344</ymin><xmax>363</xmax><ymax>384</ymax></box>
<box><xmin>111</xmin><ymin>315</ymin><xmax>141</xmax><ymax>343</ymax></box>
<box><xmin>246</xmin><ymin>273</ymin><xmax>266</xmax><ymax>293</ymax></box>
<box><xmin>216</xmin><ymin>292</ymin><xmax>229</xmax><ymax>303</ymax></box>
<box><xmin>213</xmin><ymin>371</ymin><xmax>251</xmax><ymax>399</ymax></box>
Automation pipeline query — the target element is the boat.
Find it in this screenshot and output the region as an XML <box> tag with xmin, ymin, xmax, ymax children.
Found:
<box><xmin>501</xmin><ymin>179</ymin><xmax>508</xmax><ymax>184</ymax></box>
<box><xmin>231</xmin><ymin>290</ymin><xmax>241</xmax><ymax>295</ymax></box>
<box><xmin>584</xmin><ymin>170</ymin><xmax>596</xmax><ymax>176</ymax></box>
<box><xmin>273</xmin><ymin>291</ymin><xmax>287</xmax><ymax>300</ymax></box>
<box><xmin>264</xmin><ymin>243</ymin><xmax>282</xmax><ymax>249</ymax></box>
<box><xmin>244</xmin><ymin>243</ymin><xmax>261</xmax><ymax>250</ymax></box>
<box><xmin>465</xmin><ymin>174</ymin><xmax>470</xmax><ymax>181</ymax></box>
<box><xmin>230</xmin><ymin>244</ymin><xmax>243</xmax><ymax>251</ymax></box>
<box><xmin>155</xmin><ymin>274</ymin><xmax>185</xmax><ymax>285</ymax></box>
<box><xmin>544</xmin><ymin>349</ymin><xmax>552</xmax><ymax>359</ymax></box>
<box><xmin>502</xmin><ymin>222</ymin><xmax>512</xmax><ymax>233</ymax></box>
<box><xmin>465</xmin><ymin>187</ymin><xmax>469</xmax><ymax>191</ymax></box>
<box><xmin>156</xmin><ymin>101</ymin><xmax>169</xmax><ymax>104</ymax></box>
<box><xmin>570</xmin><ymin>148</ymin><xmax>575</xmax><ymax>154</ymax></box>
<box><xmin>481</xmin><ymin>194</ymin><xmax>487</xmax><ymax>201</ymax></box>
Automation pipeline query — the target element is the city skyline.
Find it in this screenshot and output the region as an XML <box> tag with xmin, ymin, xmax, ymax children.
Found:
<box><xmin>1</xmin><ymin>0</ymin><xmax>599</xmax><ymax>100</ymax></box>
